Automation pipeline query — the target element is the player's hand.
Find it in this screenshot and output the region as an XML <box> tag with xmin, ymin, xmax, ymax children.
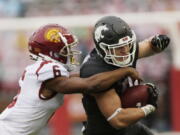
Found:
<box><xmin>127</xmin><ymin>67</ymin><xmax>143</xmax><ymax>83</ymax></box>
<box><xmin>151</xmin><ymin>35</ymin><xmax>170</xmax><ymax>52</ymax></box>
<box><xmin>145</xmin><ymin>83</ymin><xmax>159</xmax><ymax>108</ymax></box>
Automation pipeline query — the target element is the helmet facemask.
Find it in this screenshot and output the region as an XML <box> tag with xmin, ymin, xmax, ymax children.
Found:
<box><xmin>58</xmin><ymin>33</ymin><xmax>81</xmax><ymax>66</ymax></box>
<box><xmin>99</xmin><ymin>31</ymin><xmax>136</xmax><ymax>67</ymax></box>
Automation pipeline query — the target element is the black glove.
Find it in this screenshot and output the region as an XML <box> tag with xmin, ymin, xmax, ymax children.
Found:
<box><xmin>145</xmin><ymin>83</ymin><xmax>159</xmax><ymax>108</ymax></box>
<box><xmin>151</xmin><ymin>35</ymin><xmax>170</xmax><ymax>52</ymax></box>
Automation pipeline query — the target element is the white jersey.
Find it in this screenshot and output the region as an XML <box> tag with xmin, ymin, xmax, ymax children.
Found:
<box><xmin>0</xmin><ymin>60</ymin><xmax>69</xmax><ymax>135</ymax></box>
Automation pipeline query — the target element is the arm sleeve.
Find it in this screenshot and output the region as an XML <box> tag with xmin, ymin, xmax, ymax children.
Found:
<box><xmin>36</xmin><ymin>62</ymin><xmax>69</xmax><ymax>82</ymax></box>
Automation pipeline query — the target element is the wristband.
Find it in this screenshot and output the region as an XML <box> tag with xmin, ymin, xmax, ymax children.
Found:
<box><xmin>141</xmin><ymin>104</ymin><xmax>156</xmax><ymax>116</ymax></box>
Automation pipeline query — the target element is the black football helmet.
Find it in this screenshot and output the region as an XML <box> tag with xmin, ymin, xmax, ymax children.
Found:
<box><xmin>93</xmin><ymin>16</ymin><xmax>137</xmax><ymax>67</ymax></box>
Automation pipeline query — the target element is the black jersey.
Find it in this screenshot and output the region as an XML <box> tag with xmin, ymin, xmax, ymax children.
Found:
<box><xmin>80</xmin><ymin>46</ymin><xmax>139</xmax><ymax>135</ymax></box>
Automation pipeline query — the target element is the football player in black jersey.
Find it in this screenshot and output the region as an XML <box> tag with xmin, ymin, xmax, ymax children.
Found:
<box><xmin>80</xmin><ymin>16</ymin><xmax>170</xmax><ymax>135</ymax></box>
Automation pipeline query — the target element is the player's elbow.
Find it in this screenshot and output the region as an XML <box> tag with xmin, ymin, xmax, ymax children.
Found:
<box><xmin>109</xmin><ymin>110</ymin><xmax>130</xmax><ymax>129</ymax></box>
<box><xmin>109</xmin><ymin>119</ymin><xmax>129</xmax><ymax>129</ymax></box>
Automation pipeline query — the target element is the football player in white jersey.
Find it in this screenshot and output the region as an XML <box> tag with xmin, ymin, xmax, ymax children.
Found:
<box><xmin>0</xmin><ymin>24</ymin><xmax>142</xmax><ymax>135</ymax></box>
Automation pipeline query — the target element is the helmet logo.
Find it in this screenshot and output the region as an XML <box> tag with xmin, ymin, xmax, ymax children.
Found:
<box><xmin>122</xmin><ymin>37</ymin><xmax>128</xmax><ymax>41</ymax></box>
<box><xmin>45</xmin><ymin>28</ymin><xmax>61</xmax><ymax>43</ymax></box>
<box><xmin>94</xmin><ymin>25</ymin><xmax>108</xmax><ymax>42</ymax></box>
<box><xmin>119</xmin><ymin>36</ymin><xmax>130</xmax><ymax>44</ymax></box>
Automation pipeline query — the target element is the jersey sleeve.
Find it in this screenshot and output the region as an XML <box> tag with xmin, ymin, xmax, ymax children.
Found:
<box><xmin>36</xmin><ymin>62</ymin><xmax>69</xmax><ymax>82</ymax></box>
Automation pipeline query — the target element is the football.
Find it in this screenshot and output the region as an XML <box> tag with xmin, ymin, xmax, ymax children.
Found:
<box><xmin>120</xmin><ymin>85</ymin><xmax>149</xmax><ymax>108</ymax></box>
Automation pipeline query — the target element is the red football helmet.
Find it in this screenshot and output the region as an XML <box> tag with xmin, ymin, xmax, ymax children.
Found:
<box><xmin>28</xmin><ymin>24</ymin><xmax>80</xmax><ymax>64</ymax></box>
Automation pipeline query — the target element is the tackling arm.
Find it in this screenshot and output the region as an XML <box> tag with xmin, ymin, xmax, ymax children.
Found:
<box><xmin>44</xmin><ymin>67</ymin><xmax>141</xmax><ymax>94</ymax></box>
<box><xmin>93</xmin><ymin>89</ymin><xmax>155</xmax><ymax>129</ymax></box>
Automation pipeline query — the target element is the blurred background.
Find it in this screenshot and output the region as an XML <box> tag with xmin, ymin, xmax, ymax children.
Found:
<box><xmin>0</xmin><ymin>0</ymin><xmax>180</xmax><ymax>135</ymax></box>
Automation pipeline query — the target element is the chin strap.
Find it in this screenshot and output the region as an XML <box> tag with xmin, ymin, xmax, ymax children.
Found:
<box><xmin>29</xmin><ymin>53</ymin><xmax>43</xmax><ymax>61</ymax></box>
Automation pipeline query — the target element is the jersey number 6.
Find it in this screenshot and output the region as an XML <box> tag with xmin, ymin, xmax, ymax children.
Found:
<box><xmin>53</xmin><ymin>65</ymin><xmax>61</xmax><ymax>77</ymax></box>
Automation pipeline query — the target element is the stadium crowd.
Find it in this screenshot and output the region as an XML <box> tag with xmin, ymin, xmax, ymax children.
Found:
<box><xmin>0</xmin><ymin>0</ymin><xmax>179</xmax><ymax>17</ymax></box>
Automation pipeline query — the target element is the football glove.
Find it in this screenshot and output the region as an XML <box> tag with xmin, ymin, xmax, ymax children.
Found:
<box><xmin>145</xmin><ymin>83</ymin><xmax>159</xmax><ymax>108</ymax></box>
<box><xmin>151</xmin><ymin>35</ymin><xmax>170</xmax><ymax>52</ymax></box>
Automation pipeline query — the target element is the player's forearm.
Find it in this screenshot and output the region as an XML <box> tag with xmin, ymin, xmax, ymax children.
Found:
<box><xmin>108</xmin><ymin>108</ymin><xmax>144</xmax><ymax>129</ymax></box>
<box><xmin>138</xmin><ymin>35</ymin><xmax>170</xmax><ymax>58</ymax></box>
<box><xmin>116</xmin><ymin>108</ymin><xmax>145</xmax><ymax>128</ymax></box>
<box><xmin>46</xmin><ymin>67</ymin><xmax>137</xmax><ymax>94</ymax></box>
<box><xmin>85</xmin><ymin>67</ymin><xmax>135</xmax><ymax>93</ymax></box>
<box><xmin>138</xmin><ymin>38</ymin><xmax>157</xmax><ymax>58</ymax></box>
<box><xmin>109</xmin><ymin>105</ymin><xmax>155</xmax><ymax>129</ymax></box>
